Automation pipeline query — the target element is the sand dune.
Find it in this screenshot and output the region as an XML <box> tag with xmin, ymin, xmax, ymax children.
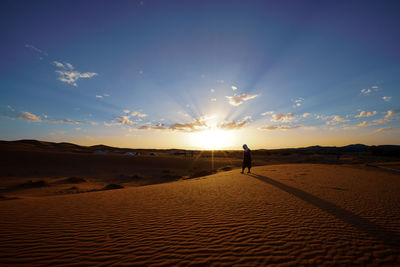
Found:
<box><xmin>1</xmin><ymin>164</ymin><xmax>399</xmax><ymax>265</ymax></box>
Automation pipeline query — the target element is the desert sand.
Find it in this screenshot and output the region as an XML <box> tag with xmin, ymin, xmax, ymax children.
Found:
<box><xmin>1</xmin><ymin>164</ymin><xmax>399</xmax><ymax>265</ymax></box>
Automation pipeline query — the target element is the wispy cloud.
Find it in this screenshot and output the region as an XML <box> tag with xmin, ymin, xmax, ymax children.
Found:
<box><xmin>326</xmin><ymin>115</ymin><xmax>348</xmax><ymax>125</ymax></box>
<box><xmin>360</xmin><ymin>88</ymin><xmax>372</xmax><ymax>95</ymax></box>
<box><xmin>53</xmin><ymin>61</ymin><xmax>98</xmax><ymax>86</ymax></box>
<box><xmin>139</xmin><ymin>116</ymin><xmax>211</xmax><ymax>132</ymax></box>
<box><xmin>7</xmin><ymin>106</ymin><xmax>90</xmax><ymax>125</ymax></box>
<box><xmin>96</xmin><ymin>93</ymin><xmax>109</xmax><ymax>99</ymax></box>
<box><xmin>302</xmin><ymin>113</ymin><xmax>311</xmax><ymax>118</ymax></box>
<box><xmin>210</xmin><ymin>98</ymin><xmax>216</xmax><ymax>102</ymax></box>
<box><xmin>25</xmin><ymin>44</ymin><xmax>48</xmax><ymax>58</ymax></box>
<box><xmin>169</xmin><ymin>117</ymin><xmax>208</xmax><ymax>132</ymax></box>
<box><xmin>46</xmin><ymin>119</ymin><xmax>82</xmax><ymax>125</ymax></box>
<box><xmin>210</xmin><ymin>88</ymin><xmax>215</xmax><ymax>93</ymax></box>
<box><xmin>131</xmin><ymin>111</ymin><xmax>147</xmax><ymax>118</ymax></box>
<box><xmin>355</xmin><ymin>110</ymin><xmax>376</xmax><ymax>118</ymax></box>
<box><xmin>17</xmin><ymin>111</ymin><xmax>41</xmax><ymax>122</ymax></box>
<box><xmin>226</xmin><ymin>93</ymin><xmax>258</xmax><ymax>106</ymax></box>
<box><xmin>7</xmin><ymin>106</ymin><xmax>41</xmax><ymax>122</ymax></box>
<box><xmin>231</xmin><ymin>85</ymin><xmax>238</xmax><ymax>91</ymax></box>
<box><xmin>293</xmin><ymin>97</ymin><xmax>304</xmax><ymax>108</ymax></box>
<box><xmin>218</xmin><ymin>116</ymin><xmax>251</xmax><ymax>130</ymax></box>
<box><xmin>116</xmin><ymin>116</ymin><xmax>136</xmax><ymax>125</ymax></box>
<box><xmin>382</xmin><ymin>96</ymin><xmax>392</xmax><ymax>102</ymax></box>
<box><xmin>373</xmin><ymin>127</ymin><xmax>395</xmax><ymax>133</ymax></box>
<box><xmin>343</xmin><ymin>121</ymin><xmax>371</xmax><ymax>130</ymax></box>
<box><xmin>261</xmin><ymin>111</ymin><xmax>274</xmax><ymax>116</ymax></box>
<box><xmin>138</xmin><ymin>123</ymin><xmax>167</xmax><ymax>130</ymax></box>
<box><xmin>385</xmin><ymin>109</ymin><xmax>400</xmax><ymax>119</ymax></box>
<box><xmin>271</xmin><ymin>113</ymin><xmax>294</xmax><ymax>123</ymax></box>
<box><xmin>260</xmin><ymin>125</ymin><xmax>304</xmax><ymax>130</ymax></box>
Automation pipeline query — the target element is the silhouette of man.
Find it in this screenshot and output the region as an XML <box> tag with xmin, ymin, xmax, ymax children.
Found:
<box><xmin>241</xmin><ymin>144</ymin><xmax>252</xmax><ymax>173</ymax></box>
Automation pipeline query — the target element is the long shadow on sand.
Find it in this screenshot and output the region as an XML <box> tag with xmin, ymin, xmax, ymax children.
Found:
<box><xmin>248</xmin><ymin>173</ymin><xmax>400</xmax><ymax>249</ymax></box>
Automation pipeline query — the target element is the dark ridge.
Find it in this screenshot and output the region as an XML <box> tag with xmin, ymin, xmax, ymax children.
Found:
<box><xmin>59</xmin><ymin>177</ymin><xmax>87</xmax><ymax>184</ymax></box>
<box><xmin>102</xmin><ymin>184</ymin><xmax>124</xmax><ymax>190</ymax></box>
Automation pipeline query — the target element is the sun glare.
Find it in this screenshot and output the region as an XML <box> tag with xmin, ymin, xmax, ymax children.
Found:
<box><xmin>190</xmin><ymin>128</ymin><xmax>235</xmax><ymax>150</ymax></box>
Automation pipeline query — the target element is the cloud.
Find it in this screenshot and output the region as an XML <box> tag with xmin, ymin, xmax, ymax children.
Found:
<box><xmin>210</xmin><ymin>88</ymin><xmax>215</xmax><ymax>93</ymax></box>
<box><xmin>315</xmin><ymin>114</ymin><xmax>330</xmax><ymax>121</ymax></box>
<box><xmin>139</xmin><ymin>116</ymin><xmax>211</xmax><ymax>132</ymax></box>
<box><xmin>17</xmin><ymin>111</ymin><xmax>41</xmax><ymax>122</ymax></box>
<box><xmin>226</xmin><ymin>93</ymin><xmax>258</xmax><ymax>106</ymax></box>
<box><xmin>366</xmin><ymin>111</ymin><xmax>400</xmax><ymax>125</ymax></box>
<box><xmin>90</xmin><ymin>121</ymin><xmax>99</xmax><ymax>126</ymax></box>
<box><xmin>231</xmin><ymin>85</ymin><xmax>238</xmax><ymax>91</ymax></box>
<box><xmin>104</xmin><ymin>115</ymin><xmax>137</xmax><ymax>127</ymax></box>
<box><xmin>343</xmin><ymin>121</ymin><xmax>372</xmax><ymax>130</ymax></box>
<box><xmin>361</xmin><ymin>88</ymin><xmax>372</xmax><ymax>95</ymax></box>
<box><xmin>326</xmin><ymin>115</ymin><xmax>348</xmax><ymax>125</ymax></box>
<box><xmin>138</xmin><ymin>123</ymin><xmax>166</xmax><ymax>130</ymax></box>
<box><xmin>131</xmin><ymin>111</ymin><xmax>147</xmax><ymax>118</ymax></box>
<box><xmin>355</xmin><ymin>111</ymin><xmax>377</xmax><ymax>118</ymax></box>
<box><xmin>53</xmin><ymin>61</ymin><xmax>98</xmax><ymax>86</ymax></box>
<box><xmin>46</xmin><ymin>119</ymin><xmax>82</xmax><ymax>125</ymax></box>
<box><xmin>96</xmin><ymin>93</ymin><xmax>109</xmax><ymax>99</ymax></box>
<box><xmin>218</xmin><ymin>116</ymin><xmax>251</xmax><ymax>130</ymax></box>
<box><xmin>123</xmin><ymin>109</ymin><xmax>130</xmax><ymax>113</ymax></box>
<box><xmin>115</xmin><ymin>116</ymin><xmax>136</xmax><ymax>125</ymax></box>
<box><xmin>302</xmin><ymin>113</ymin><xmax>311</xmax><ymax>118</ymax></box>
<box><xmin>271</xmin><ymin>113</ymin><xmax>294</xmax><ymax>123</ymax></box>
<box><xmin>373</xmin><ymin>127</ymin><xmax>394</xmax><ymax>133</ymax></box>
<box><xmin>382</xmin><ymin>96</ymin><xmax>392</xmax><ymax>102</ymax></box>
<box><xmin>169</xmin><ymin>117</ymin><xmax>208</xmax><ymax>132</ymax></box>
<box><xmin>261</xmin><ymin>111</ymin><xmax>274</xmax><ymax>116</ymax></box>
<box><xmin>25</xmin><ymin>44</ymin><xmax>48</xmax><ymax>58</ymax></box>
<box><xmin>216</xmin><ymin>80</ymin><xmax>224</xmax><ymax>83</ymax></box>
<box><xmin>260</xmin><ymin>125</ymin><xmax>303</xmax><ymax>130</ymax></box>
<box><xmin>371</xmin><ymin>86</ymin><xmax>379</xmax><ymax>89</ymax></box>
<box><xmin>7</xmin><ymin>106</ymin><xmax>41</xmax><ymax>122</ymax></box>
<box><xmin>385</xmin><ymin>109</ymin><xmax>400</xmax><ymax>118</ymax></box>
<box><xmin>211</xmin><ymin>98</ymin><xmax>216</xmax><ymax>102</ymax></box>
<box><xmin>293</xmin><ymin>97</ymin><xmax>304</xmax><ymax>108</ymax></box>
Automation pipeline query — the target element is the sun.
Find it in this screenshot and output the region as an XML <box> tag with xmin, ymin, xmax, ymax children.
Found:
<box><xmin>190</xmin><ymin>128</ymin><xmax>236</xmax><ymax>150</ymax></box>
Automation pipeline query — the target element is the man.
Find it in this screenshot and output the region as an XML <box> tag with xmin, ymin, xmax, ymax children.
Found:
<box><xmin>241</xmin><ymin>144</ymin><xmax>252</xmax><ymax>173</ymax></box>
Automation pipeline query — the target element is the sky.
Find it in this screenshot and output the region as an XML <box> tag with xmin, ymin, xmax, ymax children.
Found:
<box><xmin>0</xmin><ymin>0</ymin><xmax>399</xmax><ymax>149</ymax></box>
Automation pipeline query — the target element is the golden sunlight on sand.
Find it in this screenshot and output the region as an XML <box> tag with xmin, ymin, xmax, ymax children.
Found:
<box><xmin>1</xmin><ymin>164</ymin><xmax>400</xmax><ymax>265</ymax></box>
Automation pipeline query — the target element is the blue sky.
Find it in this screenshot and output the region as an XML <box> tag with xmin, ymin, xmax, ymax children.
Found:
<box><xmin>0</xmin><ymin>0</ymin><xmax>399</xmax><ymax>149</ymax></box>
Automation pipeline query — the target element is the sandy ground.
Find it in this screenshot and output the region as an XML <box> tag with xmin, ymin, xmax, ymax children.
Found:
<box><xmin>0</xmin><ymin>164</ymin><xmax>399</xmax><ymax>265</ymax></box>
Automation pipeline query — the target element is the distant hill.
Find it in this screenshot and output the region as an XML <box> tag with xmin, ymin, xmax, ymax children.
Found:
<box><xmin>0</xmin><ymin>140</ymin><xmax>399</xmax><ymax>157</ymax></box>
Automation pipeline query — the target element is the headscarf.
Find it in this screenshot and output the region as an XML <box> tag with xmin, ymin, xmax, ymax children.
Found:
<box><xmin>243</xmin><ymin>144</ymin><xmax>249</xmax><ymax>152</ymax></box>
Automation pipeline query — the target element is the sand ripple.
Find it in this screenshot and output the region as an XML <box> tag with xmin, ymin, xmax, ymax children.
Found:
<box><xmin>1</xmin><ymin>164</ymin><xmax>400</xmax><ymax>265</ymax></box>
